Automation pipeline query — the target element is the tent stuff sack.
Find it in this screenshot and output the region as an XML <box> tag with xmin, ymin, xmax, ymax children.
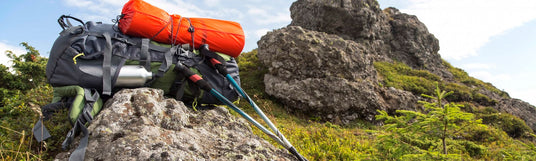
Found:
<box><xmin>118</xmin><ymin>0</ymin><xmax>245</xmax><ymax>57</ymax></box>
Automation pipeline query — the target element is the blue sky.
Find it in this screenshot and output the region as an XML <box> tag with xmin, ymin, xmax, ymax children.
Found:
<box><xmin>1</xmin><ymin>0</ymin><xmax>535</xmax><ymax>105</ymax></box>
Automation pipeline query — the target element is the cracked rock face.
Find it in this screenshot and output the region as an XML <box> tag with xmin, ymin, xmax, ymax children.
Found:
<box><xmin>55</xmin><ymin>88</ymin><xmax>295</xmax><ymax>161</ymax></box>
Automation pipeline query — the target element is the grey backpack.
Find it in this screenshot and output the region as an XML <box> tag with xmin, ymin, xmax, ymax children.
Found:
<box><xmin>36</xmin><ymin>15</ymin><xmax>240</xmax><ymax>161</ymax></box>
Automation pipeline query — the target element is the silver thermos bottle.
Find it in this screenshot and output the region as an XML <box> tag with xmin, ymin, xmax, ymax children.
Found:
<box><xmin>115</xmin><ymin>65</ymin><xmax>153</xmax><ymax>87</ymax></box>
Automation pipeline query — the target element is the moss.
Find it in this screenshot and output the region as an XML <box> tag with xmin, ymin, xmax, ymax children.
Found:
<box><xmin>236</xmin><ymin>49</ymin><xmax>268</xmax><ymax>97</ymax></box>
<box><xmin>375</xmin><ymin>61</ymin><xmax>507</xmax><ymax>105</ymax></box>
<box><xmin>472</xmin><ymin>92</ymin><xmax>497</xmax><ymax>106</ymax></box>
<box><xmin>479</xmin><ymin>113</ymin><xmax>532</xmax><ymax>138</ymax></box>
<box><xmin>442</xmin><ymin>83</ymin><xmax>473</xmax><ymax>102</ymax></box>
<box><xmin>374</xmin><ymin>61</ymin><xmax>437</xmax><ymax>96</ymax></box>
<box><xmin>443</xmin><ymin>60</ymin><xmax>509</xmax><ymax>99</ymax></box>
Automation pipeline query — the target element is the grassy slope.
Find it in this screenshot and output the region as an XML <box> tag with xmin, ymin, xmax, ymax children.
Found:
<box><xmin>236</xmin><ymin>50</ymin><xmax>536</xmax><ymax>160</ymax></box>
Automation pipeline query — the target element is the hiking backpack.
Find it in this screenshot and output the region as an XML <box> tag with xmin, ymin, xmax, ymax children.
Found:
<box><xmin>34</xmin><ymin>15</ymin><xmax>241</xmax><ymax>160</ymax></box>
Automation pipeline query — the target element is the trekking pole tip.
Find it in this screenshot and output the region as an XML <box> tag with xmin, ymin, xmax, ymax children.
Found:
<box><xmin>288</xmin><ymin>147</ymin><xmax>308</xmax><ymax>161</ymax></box>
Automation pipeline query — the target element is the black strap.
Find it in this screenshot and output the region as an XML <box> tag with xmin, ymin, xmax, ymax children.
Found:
<box><xmin>102</xmin><ymin>32</ymin><xmax>112</xmax><ymax>95</ymax></box>
<box><xmin>150</xmin><ymin>16</ymin><xmax>173</xmax><ymax>41</ymax></box>
<box><xmin>169</xmin><ymin>73</ymin><xmax>187</xmax><ymax>100</ymax></box>
<box><xmin>172</xmin><ymin>16</ymin><xmax>184</xmax><ymax>45</ymax></box>
<box><xmin>32</xmin><ymin>119</ymin><xmax>51</xmax><ymax>142</ymax></box>
<box><xmin>41</xmin><ymin>100</ymin><xmax>71</xmax><ymax>121</ymax></box>
<box><xmin>156</xmin><ymin>45</ymin><xmax>178</xmax><ymax>77</ymax></box>
<box><xmin>68</xmin><ymin>121</ymin><xmax>89</xmax><ymax>161</ymax></box>
<box><xmin>186</xmin><ymin>18</ymin><xmax>195</xmax><ymax>51</ymax></box>
<box><xmin>58</xmin><ymin>15</ymin><xmax>85</xmax><ymax>30</ymax></box>
<box><xmin>140</xmin><ymin>38</ymin><xmax>151</xmax><ymax>71</ymax></box>
<box><xmin>62</xmin><ymin>88</ymin><xmax>100</xmax><ymax>161</ymax></box>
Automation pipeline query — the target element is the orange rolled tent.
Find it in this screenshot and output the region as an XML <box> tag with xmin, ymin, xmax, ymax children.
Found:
<box><xmin>118</xmin><ymin>0</ymin><xmax>245</xmax><ymax>57</ymax></box>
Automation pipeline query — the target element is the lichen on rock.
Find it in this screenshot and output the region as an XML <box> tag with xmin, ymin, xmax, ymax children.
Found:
<box><xmin>55</xmin><ymin>88</ymin><xmax>295</xmax><ymax>160</ymax></box>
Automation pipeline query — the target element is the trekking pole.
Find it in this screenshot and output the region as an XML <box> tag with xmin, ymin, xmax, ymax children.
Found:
<box><xmin>174</xmin><ymin>63</ymin><xmax>308</xmax><ymax>161</ymax></box>
<box><xmin>224</xmin><ymin>73</ymin><xmax>307</xmax><ymax>161</ymax></box>
<box><xmin>199</xmin><ymin>46</ymin><xmax>307</xmax><ymax>161</ymax></box>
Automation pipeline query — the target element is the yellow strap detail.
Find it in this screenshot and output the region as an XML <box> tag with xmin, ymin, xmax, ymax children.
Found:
<box><xmin>73</xmin><ymin>53</ymin><xmax>85</xmax><ymax>64</ymax></box>
<box><xmin>192</xmin><ymin>97</ymin><xmax>198</xmax><ymax>111</ymax></box>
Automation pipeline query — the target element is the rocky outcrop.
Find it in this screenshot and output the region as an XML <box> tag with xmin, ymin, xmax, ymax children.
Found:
<box><xmin>385</xmin><ymin>8</ymin><xmax>451</xmax><ymax>78</ymax></box>
<box><xmin>258</xmin><ymin>0</ymin><xmax>535</xmax><ymax>130</ymax></box>
<box><xmin>289</xmin><ymin>0</ymin><xmax>451</xmax><ymax>78</ymax></box>
<box><xmin>290</xmin><ymin>0</ymin><xmax>390</xmax><ymax>41</ymax></box>
<box><xmin>55</xmin><ymin>88</ymin><xmax>294</xmax><ymax>160</ymax></box>
<box><xmin>495</xmin><ymin>98</ymin><xmax>536</xmax><ymax>131</ymax></box>
<box><xmin>258</xmin><ymin>0</ymin><xmax>437</xmax><ymax>123</ymax></box>
<box><xmin>258</xmin><ymin>25</ymin><xmax>419</xmax><ymax>123</ymax></box>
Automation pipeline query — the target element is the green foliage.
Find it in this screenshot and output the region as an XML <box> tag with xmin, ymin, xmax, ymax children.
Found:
<box><xmin>479</xmin><ymin>112</ymin><xmax>532</xmax><ymax>138</ymax></box>
<box><xmin>374</xmin><ymin>61</ymin><xmax>438</xmax><ymax>95</ymax></box>
<box><xmin>0</xmin><ymin>43</ymin><xmax>60</xmax><ymax>160</ymax></box>
<box><xmin>375</xmin><ymin>84</ymin><xmax>488</xmax><ymax>158</ymax></box>
<box><xmin>236</xmin><ymin>49</ymin><xmax>268</xmax><ymax>96</ymax></box>
<box><xmin>374</xmin><ymin>61</ymin><xmax>505</xmax><ymax>106</ymax></box>
<box><xmin>443</xmin><ymin>60</ymin><xmax>509</xmax><ymax>98</ymax></box>
<box><xmin>1</xmin><ymin>42</ymin><xmax>47</xmax><ymax>91</ymax></box>
<box><xmin>1</xmin><ymin>42</ymin><xmax>48</xmax><ymax>108</ymax></box>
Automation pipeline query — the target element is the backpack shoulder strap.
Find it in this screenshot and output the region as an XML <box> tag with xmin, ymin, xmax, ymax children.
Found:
<box><xmin>60</xmin><ymin>87</ymin><xmax>102</xmax><ymax>161</ymax></box>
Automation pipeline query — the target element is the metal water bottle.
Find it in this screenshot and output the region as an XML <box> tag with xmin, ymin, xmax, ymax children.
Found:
<box><xmin>115</xmin><ymin>65</ymin><xmax>153</xmax><ymax>87</ymax></box>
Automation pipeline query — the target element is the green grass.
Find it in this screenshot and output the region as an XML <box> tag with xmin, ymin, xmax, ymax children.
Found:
<box><xmin>373</xmin><ymin>61</ymin><xmax>504</xmax><ymax>105</ymax></box>
<box><xmin>443</xmin><ymin>60</ymin><xmax>510</xmax><ymax>98</ymax></box>
<box><xmin>236</xmin><ymin>51</ymin><xmax>536</xmax><ymax>160</ymax></box>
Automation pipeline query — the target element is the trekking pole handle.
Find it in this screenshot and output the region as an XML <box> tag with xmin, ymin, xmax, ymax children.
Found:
<box><xmin>209</xmin><ymin>58</ymin><xmax>227</xmax><ymax>75</ymax></box>
<box><xmin>199</xmin><ymin>44</ymin><xmax>228</xmax><ymax>75</ymax></box>
<box><xmin>173</xmin><ymin>63</ymin><xmax>212</xmax><ymax>91</ymax></box>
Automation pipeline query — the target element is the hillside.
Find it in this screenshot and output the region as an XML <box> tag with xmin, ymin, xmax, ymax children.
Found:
<box><xmin>258</xmin><ymin>0</ymin><xmax>536</xmax><ymax>131</ymax></box>
<box><xmin>2</xmin><ymin>0</ymin><xmax>536</xmax><ymax>160</ymax></box>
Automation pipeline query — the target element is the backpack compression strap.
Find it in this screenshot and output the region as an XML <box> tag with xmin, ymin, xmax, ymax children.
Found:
<box><xmin>102</xmin><ymin>32</ymin><xmax>112</xmax><ymax>95</ymax></box>
<box><xmin>62</xmin><ymin>88</ymin><xmax>100</xmax><ymax>161</ymax></box>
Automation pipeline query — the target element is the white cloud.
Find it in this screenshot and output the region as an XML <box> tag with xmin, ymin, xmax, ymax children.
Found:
<box><xmin>62</xmin><ymin>0</ymin><xmax>245</xmax><ymax>22</ymax></box>
<box><xmin>509</xmin><ymin>87</ymin><xmax>536</xmax><ymax>106</ymax></box>
<box><xmin>63</xmin><ymin>0</ymin><xmax>121</xmax><ymax>22</ymax></box>
<box><xmin>401</xmin><ymin>0</ymin><xmax>536</xmax><ymax>60</ymax></box>
<box><xmin>204</xmin><ymin>0</ymin><xmax>220</xmax><ymax>7</ymax></box>
<box><xmin>144</xmin><ymin>0</ymin><xmax>200</xmax><ymax>17</ymax></box>
<box><xmin>462</xmin><ymin>63</ymin><xmax>493</xmax><ymax>70</ymax></box>
<box><xmin>64</xmin><ymin>0</ymin><xmax>118</xmax><ymax>15</ymax></box>
<box><xmin>468</xmin><ymin>71</ymin><xmax>511</xmax><ymax>82</ymax></box>
<box><xmin>255</xmin><ymin>28</ymin><xmax>271</xmax><ymax>38</ymax></box>
<box><xmin>246</xmin><ymin>6</ymin><xmax>291</xmax><ymax>25</ymax></box>
<box><xmin>0</xmin><ymin>42</ymin><xmax>26</xmax><ymax>67</ymax></box>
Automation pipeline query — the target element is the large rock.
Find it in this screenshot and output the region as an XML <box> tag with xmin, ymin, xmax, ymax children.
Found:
<box><xmin>290</xmin><ymin>0</ymin><xmax>451</xmax><ymax>78</ymax></box>
<box><xmin>385</xmin><ymin>8</ymin><xmax>451</xmax><ymax>78</ymax></box>
<box><xmin>55</xmin><ymin>88</ymin><xmax>295</xmax><ymax>160</ymax></box>
<box><xmin>258</xmin><ymin>26</ymin><xmax>419</xmax><ymax>123</ymax></box>
<box><xmin>290</xmin><ymin>0</ymin><xmax>390</xmax><ymax>41</ymax></box>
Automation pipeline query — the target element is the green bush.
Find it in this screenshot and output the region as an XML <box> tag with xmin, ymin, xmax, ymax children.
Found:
<box><xmin>480</xmin><ymin>113</ymin><xmax>532</xmax><ymax>138</ymax></box>
<box><xmin>0</xmin><ymin>43</ymin><xmax>66</xmax><ymax>160</ymax></box>
<box><xmin>374</xmin><ymin>61</ymin><xmax>437</xmax><ymax>95</ymax></box>
<box><xmin>374</xmin><ymin>61</ymin><xmax>506</xmax><ymax>106</ymax></box>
